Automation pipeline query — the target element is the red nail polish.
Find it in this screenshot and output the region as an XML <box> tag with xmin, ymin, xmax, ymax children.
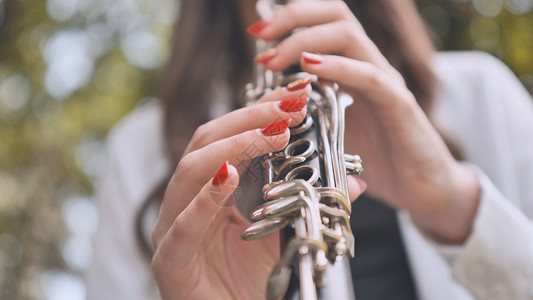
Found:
<box><xmin>302</xmin><ymin>52</ymin><xmax>324</xmax><ymax>64</ymax></box>
<box><xmin>260</xmin><ymin>118</ymin><xmax>291</xmax><ymax>136</ymax></box>
<box><xmin>278</xmin><ymin>96</ymin><xmax>309</xmax><ymax>112</ymax></box>
<box><xmin>247</xmin><ymin>20</ymin><xmax>270</xmax><ymax>35</ymax></box>
<box><xmin>254</xmin><ymin>48</ymin><xmax>277</xmax><ymax>64</ymax></box>
<box><xmin>286</xmin><ymin>77</ymin><xmax>312</xmax><ymax>92</ymax></box>
<box><xmin>212</xmin><ymin>161</ymin><xmax>229</xmax><ymax>186</ymax></box>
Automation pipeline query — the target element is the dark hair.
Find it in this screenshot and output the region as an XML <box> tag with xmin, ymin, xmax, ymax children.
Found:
<box><xmin>136</xmin><ymin>0</ymin><xmax>453</xmax><ymax>256</ymax></box>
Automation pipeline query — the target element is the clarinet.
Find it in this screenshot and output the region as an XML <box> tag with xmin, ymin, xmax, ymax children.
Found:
<box><xmin>238</xmin><ymin>1</ymin><xmax>363</xmax><ymax>299</ymax></box>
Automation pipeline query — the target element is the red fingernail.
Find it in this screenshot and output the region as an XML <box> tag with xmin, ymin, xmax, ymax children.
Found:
<box><xmin>254</xmin><ymin>48</ymin><xmax>277</xmax><ymax>64</ymax></box>
<box><xmin>247</xmin><ymin>20</ymin><xmax>270</xmax><ymax>35</ymax></box>
<box><xmin>286</xmin><ymin>77</ymin><xmax>312</xmax><ymax>92</ymax></box>
<box><xmin>260</xmin><ymin>118</ymin><xmax>291</xmax><ymax>136</ymax></box>
<box><xmin>212</xmin><ymin>161</ymin><xmax>229</xmax><ymax>186</ymax></box>
<box><xmin>302</xmin><ymin>52</ymin><xmax>324</xmax><ymax>64</ymax></box>
<box><xmin>278</xmin><ymin>96</ymin><xmax>309</xmax><ymax>112</ymax></box>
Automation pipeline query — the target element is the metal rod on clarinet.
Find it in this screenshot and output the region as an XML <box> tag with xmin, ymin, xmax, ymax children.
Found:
<box><xmin>240</xmin><ymin>1</ymin><xmax>364</xmax><ymax>299</ymax></box>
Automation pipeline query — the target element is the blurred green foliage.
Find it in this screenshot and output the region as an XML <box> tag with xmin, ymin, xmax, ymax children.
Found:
<box><xmin>0</xmin><ymin>0</ymin><xmax>531</xmax><ymax>299</ymax></box>
<box><xmin>417</xmin><ymin>0</ymin><xmax>533</xmax><ymax>91</ymax></box>
<box><xmin>0</xmin><ymin>0</ymin><xmax>174</xmax><ymax>298</ymax></box>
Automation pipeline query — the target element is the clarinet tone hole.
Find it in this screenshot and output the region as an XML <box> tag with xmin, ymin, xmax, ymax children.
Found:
<box><xmin>290</xmin><ymin>116</ymin><xmax>313</xmax><ymax>135</ymax></box>
<box><xmin>284</xmin><ymin>139</ymin><xmax>315</xmax><ymax>159</ymax></box>
<box><xmin>285</xmin><ymin>165</ymin><xmax>319</xmax><ymax>186</ymax></box>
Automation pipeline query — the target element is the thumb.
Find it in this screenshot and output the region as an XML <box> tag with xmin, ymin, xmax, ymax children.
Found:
<box><xmin>347</xmin><ymin>176</ymin><xmax>367</xmax><ymax>203</ymax></box>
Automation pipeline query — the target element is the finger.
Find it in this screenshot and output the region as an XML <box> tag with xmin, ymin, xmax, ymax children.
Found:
<box><xmin>347</xmin><ymin>176</ymin><xmax>367</xmax><ymax>203</ymax></box>
<box><xmin>299</xmin><ymin>53</ymin><xmax>412</xmax><ymax>107</ymax></box>
<box><xmin>182</xmin><ymin>120</ymin><xmax>291</xmax><ymax>183</ymax></box>
<box><xmin>184</xmin><ymin>78</ymin><xmax>311</xmax><ymax>155</ymax></box>
<box><xmin>248</xmin><ymin>0</ymin><xmax>357</xmax><ymax>40</ymax></box>
<box><xmin>186</xmin><ymin>93</ymin><xmax>308</xmax><ymax>153</ymax></box>
<box><xmin>157</xmin><ymin>121</ymin><xmax>291</xmax><ymax>234</ymax></box>
<box><xmin>156</xmin><ymin>162</ymin><xmax>239</xmax><ymax>265</ymax></box>
<box><xmin>256</xmin><ymin>21</ymin><xmax>393</xmax><ymax>75</ymax></box>
<box><xmin>256</xmin><ymin>77</ymin><xmax>313</xmax><ymax>103</ymax></box>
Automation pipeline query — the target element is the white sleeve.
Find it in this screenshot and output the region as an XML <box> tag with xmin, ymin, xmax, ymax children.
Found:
<box><xmin>452</xmin><ymin>170</ymin><xmax>533</xmax><ymax>299</ymax></box>
<box><xmin>85</xmin><ymin>136</ymin><xmax>160</xmax><ymax>300</ymax></box>
<box><xmin>434</xmin><ymin>53</ymin><xmax>533</xmax><ymax>299</ymax></box>
<box><xmin>85</xmin><ymin>105</ymin><xmax>167</xmax><ymax>300</ymax></box>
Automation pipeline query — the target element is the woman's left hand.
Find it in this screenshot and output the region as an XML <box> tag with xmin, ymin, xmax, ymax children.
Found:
<box><xmin>249</xmin><ymin>0</ymin><xmax>480</xmax><ymax>244</ymax></box>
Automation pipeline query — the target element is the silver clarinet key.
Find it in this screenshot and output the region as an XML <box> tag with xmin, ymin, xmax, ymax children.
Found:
<box><xmin>240</xmin><ymin>1</ymin><xmax>363</xmax><ymax>299</ymax></box>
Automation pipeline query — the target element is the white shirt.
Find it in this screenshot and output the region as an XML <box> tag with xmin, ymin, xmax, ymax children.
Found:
<box><xmin>86</xmin><ymin>51</ymin><xmax>533</xmax><ymax>300</ymax></box>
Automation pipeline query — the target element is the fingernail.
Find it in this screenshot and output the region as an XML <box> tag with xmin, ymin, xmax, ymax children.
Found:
<box><xmin>302</xmin><ymin>52</ymin><xmax>324</xmax><ymax>64</ymax></box>
<box><xmin>286</xmin><ymin>77</ymin><xmax>312</xmax><ymax>92</ymax></box>
<box><xmin>278</xmin><ymin>96</ymin><xmax>309</xmax><ymax>112</ymax></box>
<box><xmin>260</xmin><ymin>118</ymin><xmax>291</xmax><ymax>136</ymax></box>
<box><xmin>247</xmin><ymin>20</ymin><xmax>270</xmax><ymax>35</ymax></box>
<box><xmin>355</xmin><ymin>177</ymin><xmax>367</xmax><ymax>193</ymax></box>
<box><xmin>212</xmin><ymin>161</ymin><xmax>229</xmax><ymax>186</ymax></box>
<box><xmin>254</xmin><ymin>48</ymin><xmax>277</xmax><ymax>64</ymax></box>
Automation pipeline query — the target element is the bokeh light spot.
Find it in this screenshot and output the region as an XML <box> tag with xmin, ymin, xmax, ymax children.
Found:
<box><xmin>74</xmin><ymin>140</ymin><xmax>106</xmax><ymax>181</ymax></box>
<box><xmin>0</xmin><ymin>74</ymin><xmax>32</xmax><ymax>111</ymax></box>
<box><xmin>505</xmin><ymin>0</ymin><xmax>533</xmax><ymax>14</ymax></box>
<box><xmin>61</xmin><ymin>236</ymin><xmax>93</xmax><ymax>271</ymax></box>
<box><xmin>43</xmin><ymin>30</ymin><xmax>95</xmax><ymax>99</ymax></box>
<box><xmin>121</xmin><ymin>30</ymin><xmax>164</xmax><ymax>69</ymax></box>
<box><xmin>62</xmin><ymin>196</ymin><xmax>98</xmax><ymax>236</ymax></box>
<box><xmin>473</xmin><ymin>0</ymin><xmax>504</xmax><ymax>17</ymax></box>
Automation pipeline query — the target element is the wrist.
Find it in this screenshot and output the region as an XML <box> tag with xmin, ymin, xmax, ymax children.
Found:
<box><xmin>410</xmin><ymin>162</ymin><xmax>481</xmax><ymax>245</ymax></box>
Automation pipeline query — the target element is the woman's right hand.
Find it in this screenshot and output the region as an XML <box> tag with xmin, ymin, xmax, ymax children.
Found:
<box><xmin>150</xmin><ymin>81</ymin><xmax>366</xmax><ymax>300</ymax></box>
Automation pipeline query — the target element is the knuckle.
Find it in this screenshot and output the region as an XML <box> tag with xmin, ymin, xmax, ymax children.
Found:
<box><xmin>391</xmin><ymin>69</ymin><xmax>406</xmax><ymax>86</ymax></box>
<box><xmin>151</xmin><ymin>226</ymin><xmax>162</xmax><ymax>250</ymax></box>
<box><xmin>167</xmin><ymin>217</ymin><xmax>189</xmax><ymax>245</ymax></box>
<box><xmin>332</xmin><ymin>1</ymin><xmax>351</xmax><ymax>16</ymax></box>
<box><xmin>284</xmin><ymin>2</ymin><xmax>299</xmax><ymax>18</ymax></box>
<box><xmin>191</xmin><ymin>123</ymin><xmax>209</xmax><ymax>147</ymax></box>
<box><xmin>274</xmin><ymin>3</ymin><xmax>298</xmax><ymax>30</ymax></box>
<box><xmin>397</xmin><ymin>90</ymin><xmax>418</xmax><ymax>110</ymax></box>
<box><xmin>150</xmin><ymin>251</ymin><xmax>161</xmax><ymax>274</ymax></box>
<box><xmin>364</xmin><ymin>67</ymin><xmax>388</xmax><ymax>91</ymax></box>
<box><xmin>340</xmin><ymin>20</ymin><xmax>362</xmax><ymax>41</ymax></box>
<box><xmin>379</xmin><ymin>84</ymin><xmax>418</xmax><ymax>113</ymax></box>
<box><xmin>175</xmin><ymin>153</ymin><xmax>194</xmax><ymax>176</ymax></box>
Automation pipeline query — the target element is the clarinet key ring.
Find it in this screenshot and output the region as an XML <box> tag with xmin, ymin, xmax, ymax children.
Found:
<box><xmin>239</xmin><ymin>1</ymin><xmax>364</xmax><ymax>299</ymax></box>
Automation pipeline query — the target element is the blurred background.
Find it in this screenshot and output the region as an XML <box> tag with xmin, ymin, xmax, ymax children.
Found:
<box><xmin>0</xmin><ymin>0</ymin><xmax>531</xmax><ymax>299</ymax></box>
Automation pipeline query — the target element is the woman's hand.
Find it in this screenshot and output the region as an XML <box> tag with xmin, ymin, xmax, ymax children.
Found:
<box><xmin>151</xmin><ymin>84</ymin><xmax>366</xmax><ymax>300</ymax></box>
<box><xmin>249</xmin><ymin>0</ymin><xmax>480</xmax><ymax>244</ymax></box>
